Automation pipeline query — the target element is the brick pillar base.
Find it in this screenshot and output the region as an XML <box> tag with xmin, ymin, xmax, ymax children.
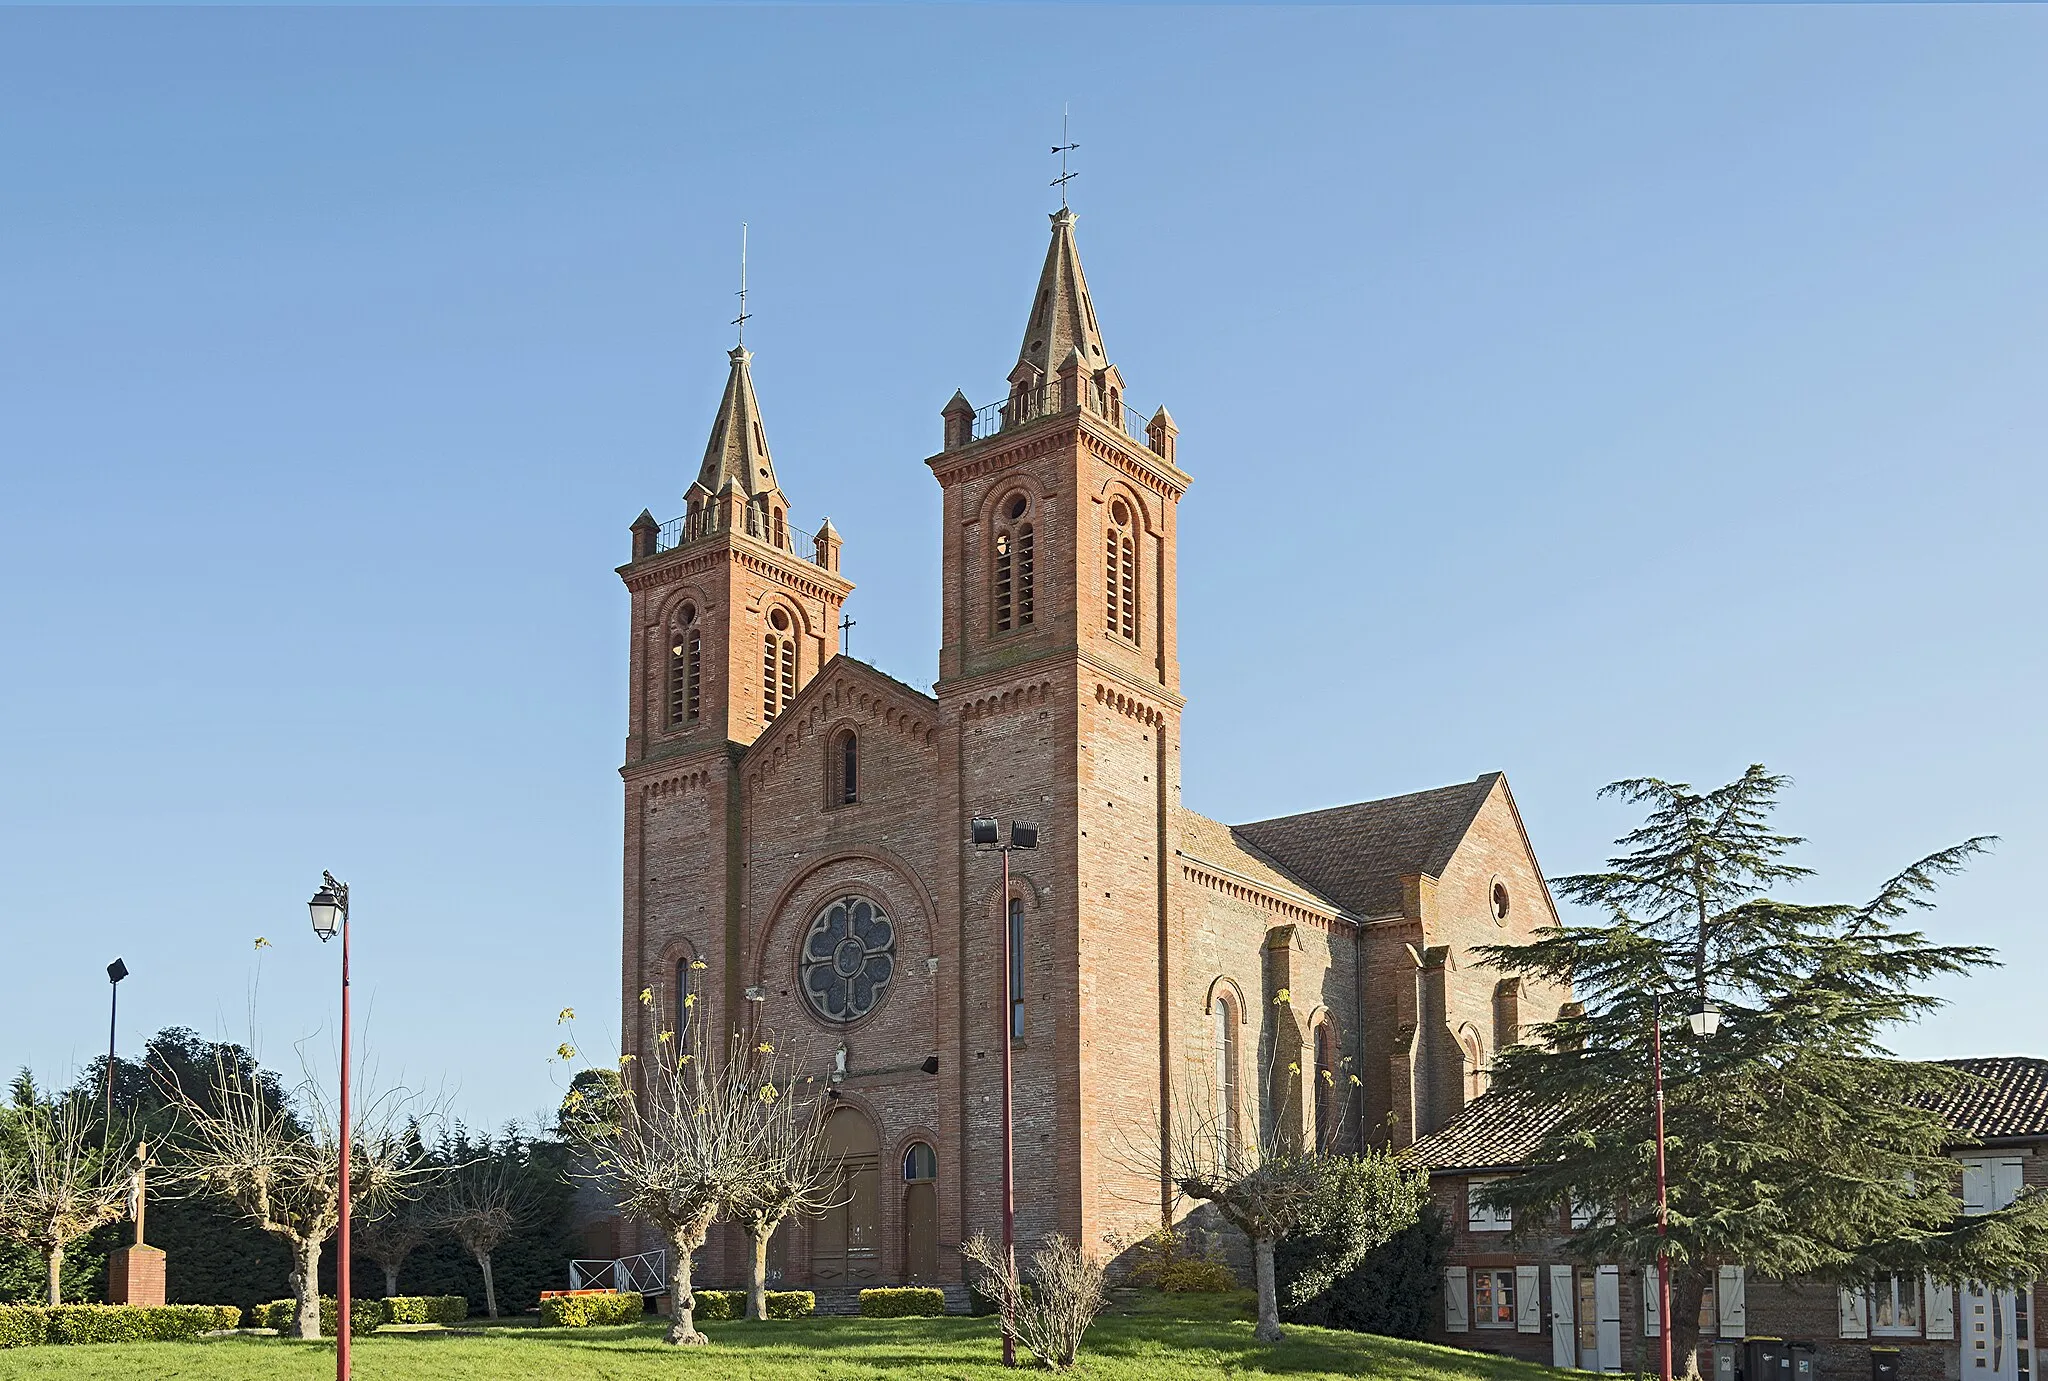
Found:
<box><xmin>107</xmin><ymin>1245</ymin><xmax>166</xmax><ymax>1307</ymax></box>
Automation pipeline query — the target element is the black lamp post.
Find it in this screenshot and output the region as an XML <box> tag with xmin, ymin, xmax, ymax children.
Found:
<box><xmin>1652</xmin><ymin>993</ymin><xmax>1723</xmax><ymax>1381</ymax></box>
<box><xmin>104</xmin><ymin>958</ymin><xmax>128</xmax><ymax>1148</ymax></box>
<box><xmin>306</xmin><ymin>874</ymin><xmax>351</xmax><ymax>1381</ymax></box>
<box><xmin>970</xmin><ymin>814</ymin><xmax>1037</xmax><ymax>1369</ymax></box>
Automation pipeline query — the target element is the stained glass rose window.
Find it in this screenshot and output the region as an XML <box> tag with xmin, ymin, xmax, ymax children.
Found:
<box><xmin>800</xmin><ymin>897</ymin><xmax>895</xmax><ymax>1023</ymax></box>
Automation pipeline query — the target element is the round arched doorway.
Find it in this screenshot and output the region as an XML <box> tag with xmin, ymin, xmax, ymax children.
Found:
<box><xmin>811</xmin><ymin>1108</ymin><xmax>880</xmax><ymax>1285</ymax></box>
<box><xmin>901</xmin><ymin>1142</ymin><xmax>939</xmax><ymax>1283</ymax></box>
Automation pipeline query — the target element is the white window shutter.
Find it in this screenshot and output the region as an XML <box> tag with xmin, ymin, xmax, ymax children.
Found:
<box><xmin>1718</xmin><ymin>1266</ymin><xmax>1747</xmax><ymax>1338</ymax></box>
<box><xmin>1995</xmin><ymin>1160</ymin><xmax>2026</xmax><ymax>1212</ymax></box>
<box><xmin>1962</xmin><ymin>1160</ymin><xmax>1993</xmax><ymax>1216</ymax></box>
<box><xmin>1550</xmin><ymin>1265</ymin><xmax>1577</xmax><ymax>1369</ymax></box>
<box><xmin>1446</xmin><ymin>1267</ymin><xmax>1470</xmax><ymax>1332</ymax></box>
<box><xmin>1643</xmin><ymin>1263</ymin><xmax>1662</xmax><ymax>1337</ymax></box>
<box><xmin>1596</xmin><ymin>1265</ymin><xmax>1623</xmax><ymax>1372</ymax></box>
<box><xmin>1925</xmin><ymin>1278</ymin><xmax>1955</xmax><ymax>1340</ymax></box>
<box><xmin>1517</xmin><ymin>1265</ymin><xmax>1542</xmax><ymax>1333</ymax></box>
<box><xmin>1839</xmin><ymin>1287</ymin><xmax>1869</xmax><ymax>1339</ymax></box>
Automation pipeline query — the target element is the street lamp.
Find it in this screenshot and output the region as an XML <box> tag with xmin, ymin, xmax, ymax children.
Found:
<box><xmin>1652</xmin><ymin>991</ymin><xmax>1725</xmax><ymax>1381</ymax></box>
<box><xmin>306</xmin><ymin>873</ymin><xmax>352</xmax><ymax>1381</ymax></box>
<box><xmin>104</xmin><ymin>959</ymin><xmax>128</xmax><ymax>1151</ymax></box>
<box><xmin>971</xmin><ymin>814</ymin><xmax>1037</xmax><ymax>1369</ymax></box>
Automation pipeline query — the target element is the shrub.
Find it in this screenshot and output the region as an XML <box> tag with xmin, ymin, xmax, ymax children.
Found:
<box><xmin>0</xmin><ymin>1304</ymin><xmax>242</xmax><ymax>1347</ymax></box>
<box><xmin>764</xmin><ymin>1290</ymin><xmax>814</xmax><ymax>1319</ymax></box>
<box><xmin>381</xmin><ymin>1295</ymin><xmax>469</xmax><ymax>1325</ymax></box>
<box><xmin>1274</xmin><ymin>1152</ymin><xmax>1430</xmax><ymax>1310</ymax></box>
<box><xmin>1156</xmin><ymin>1258</ymin><xmax>1240</xmax><ymax>1292</ymax></box>
<box><xmin>963</xmin><ymin>1232</ymin><xmax>1105</xmax><ymax>1370</ymax></box>
<box><xmin>0</xmin><ymin>1308</ymin><xmax>48</xmax><ymax>1349</ymax></box>
<box><xmin>1126</xmin><ymin>1227</ymin><xmax>1238</xmax><ymax>1293</ymax></box>
<box><xmin>691</xmin><ymin>1289</ymin><xmax>740</xmax><ymax>1321</ymax></box>
<box><xmin>258</xmin><ymin>1297</ymin><xmax>382</xmax><ymax>1335</ymax></box>
<box><xmin>859</xmin><ymin>1287</ymin><xmax>946</xmax><ymax>1318</ymax></box>
<box><xmin>1282</xmin><ymin>1203</ymin><xmax>1449</xmax><ymax>1338</ymax></box>
<box><xmin>537</xmin><ymin>1291</ymin><xmax>644</xmax><ymax>1327</ymax></box>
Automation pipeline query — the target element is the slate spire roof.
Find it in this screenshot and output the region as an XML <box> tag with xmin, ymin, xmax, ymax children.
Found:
<box><xmin>1015</xmin><ymin>208</ymin><xmax>1109</xmax><ymax>384</ymax></box>
<box><xmin>1232</xmin><ymin>774</ymin><xmax>1503</xmax><ymax>920</ymax></box>
<box><xmin>693</xmin><ymin>345</ymin><xmax>780</xmax><ymax>501</ymax></box>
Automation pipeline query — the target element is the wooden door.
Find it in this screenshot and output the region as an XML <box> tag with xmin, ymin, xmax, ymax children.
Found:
<box><xmin>812</xmin><ymin>1109</ymin><xmax>881</xmax><ymax>1285</ymax></box>
<box><xmin>905</xmin><ymin>1182</ymin><xmax>937</xmax><ymax>1282</ymax></box>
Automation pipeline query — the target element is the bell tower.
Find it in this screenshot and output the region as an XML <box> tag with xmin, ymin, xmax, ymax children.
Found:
<box><xmin>619</xmin><ymin>343</ymin><xmax>853</xmax><ymax>1073</ymax></box>
<box><xmin>929</xmin><ymin>208</ymin><xmax>1191</xmax><ymax>1258</ymax></box>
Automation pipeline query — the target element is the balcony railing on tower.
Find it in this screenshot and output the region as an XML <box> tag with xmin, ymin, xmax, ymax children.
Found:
<box><xmin>959</xmin><ymin>377</ymin><xmax>1160</xmax><ymax>454</ymax></box>
<box><xmin>652</xmin><ymin>503</ymin><xmax>822</xmax><ymax>564</ymax></box>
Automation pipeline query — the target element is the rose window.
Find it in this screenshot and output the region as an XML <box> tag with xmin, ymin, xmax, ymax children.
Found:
<box><xmin>800</xmin><ymin>897</ymin><xmax>896</xmax><ymax>1023</ymax></box>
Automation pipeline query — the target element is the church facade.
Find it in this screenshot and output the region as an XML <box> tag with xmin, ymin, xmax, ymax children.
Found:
<box><xmin>613</xmin><ymin>209</ymin><xmax>1568</xmax><ymax>1289</ymax></box>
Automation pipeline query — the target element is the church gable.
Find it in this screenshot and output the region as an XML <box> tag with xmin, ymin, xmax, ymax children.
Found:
<box><xmin>741</xmin><ymin>656</ymin><xmax>940</xmax><ymax>792</ymax></box>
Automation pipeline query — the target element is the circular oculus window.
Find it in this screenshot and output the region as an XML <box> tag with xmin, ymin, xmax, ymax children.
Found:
<box><xmin>800</xmin><ymin>897</ymin><xmax>896</xmax><ymax>1023</ymax></box>
<box><xmin>1490</xmin><ymin>880</ymin><xmax>1511</xmax><ymax>924</ymax></box>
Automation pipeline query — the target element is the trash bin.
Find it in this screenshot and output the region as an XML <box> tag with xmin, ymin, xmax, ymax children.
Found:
<box><xmin>1716</xmin><ymin>1343</ymin><xmax>1742</xmax><ymax>1381</ymax></box>
<box><xmin>1871</xmin><ymin>1348</ymin><xmax>1902</xmax><ymax>1381</ymax></box>
<box><xmin>1788</xmin><ymin>1340</ymin><xmax>1819</xmax><ymax>1381</ymax></box>
<box><xmin>1748</xmin><ymin>1338</ymin><xmax>1792</xmax><ymax>1381</ymax></box>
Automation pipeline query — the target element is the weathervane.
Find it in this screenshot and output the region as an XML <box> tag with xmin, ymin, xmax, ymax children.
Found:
<box><xmin>733</xmin><ymin>222</ymin><xmax>751</xmax><ymax>345</ymax></box>
<box><xmin>1051</xmin><ymin>104</ymin><xmax>1079</xmax><ymax>208</ymax></box>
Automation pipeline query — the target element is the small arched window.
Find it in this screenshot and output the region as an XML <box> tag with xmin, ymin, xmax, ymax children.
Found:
<box><xmin>993</xmin><ymin>495</ymin><xmax>1034</xmax><ymax>633</ymax></box>
<box><xmin>1459</xmin><ymin>1023</ymin><xmax>1488</xmax><ymax>1101</ymax></box>
<box><xmin>674</xmin><ymin>955</ymin><xmax>693</xmax><ymax>1047</ymax></box>
<box><xmin>772</xmin><ymin>506</ymin><xmax>787</xmax><ymax>549</ymax></box>
<box><xmin>833</xmin><ymin>729</ymin><xmax>858</xmax><ymax>806</ymax></box>
<box><xmin>667</xmin><ymin>605</ymin><xmax>701</xmax><ymax>727</ymax></box>
<box><xmin>1105</xmin><ymin>499</ymin><xmax>1137</xmax><ymax>643</ymax></box>
<box><xmin>1314</xmin><ymin>1021</ymin><xmax>1339</xmax><ymax>1153</ymax></box>
<box><xmin>1216</xmin><ymin>992</ymin><xmax>1240</xmax><ymax>1168</ymax></box>
<box><xmin>903</xmin><ymin>1142</ymin><xmax>937</xmax><ymax>1183</ymax></box>
<box><xmin>762</xmin><ymin>607</ymin><xmax>795</xmax><ymax>723</ymax></box>
<box><xmin>1007</xmin><ymin>896</ymin><xmax>1025</xmax><ymax>1039</ymax></box>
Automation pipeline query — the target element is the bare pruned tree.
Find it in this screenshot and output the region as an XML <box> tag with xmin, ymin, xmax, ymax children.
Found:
<box><xmin>164</xmin><ymin>1051</ymin><xmax>429</xmax><ymax>1339</ymax></box>
<box><xmin>356</xmin><ymin>1193</ymin><xmax>436</xmax><ymax>1299</ymax></box>
<box><xmin>436</xmin><ymin>1150</ymin><xmax>534</xmax><ymax>1319</ymax></box>
<box><xmin>0</xmin><ymin>1073</ymin><xmax>133</xmax><ymax>1305</ymax></box>
<box><xmin>724</xmin><ymin>1037</ymin><xmax>837</xmax><ymax>1322</ymax></box>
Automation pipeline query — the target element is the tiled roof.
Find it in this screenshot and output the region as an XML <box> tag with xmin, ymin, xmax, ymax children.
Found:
<box><xmin>1231</xmin><ymin>774</ymin><xmax>1500</xmax><ymax>919</ymax></box>
<box><xmin>1176</xmin><ymin>810</ymin><xmax>1340</xmax><ymax>914</ymax></box>
<box><xmin>1406</xmin><ymin>1057</ymin><xmax>2048</xmax><ymax>1176</ymax></box>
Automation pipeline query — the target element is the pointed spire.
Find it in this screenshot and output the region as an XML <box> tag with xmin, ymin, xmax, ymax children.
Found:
<box><xmin>1015</xmin><ymin>208</ymin><xmax>1108</xmax><ymax>384</ymax></box>
<box><xmin>694</xmin><ymin>345</ymin><xmax>780</xmax><ymax>500</ymax></box>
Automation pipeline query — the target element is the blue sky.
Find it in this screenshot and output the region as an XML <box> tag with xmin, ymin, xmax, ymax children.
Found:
<box><xmin>2</xmin><ymin>6</ymin><xmax>2043</xmax><ymax>1129</ymax></box>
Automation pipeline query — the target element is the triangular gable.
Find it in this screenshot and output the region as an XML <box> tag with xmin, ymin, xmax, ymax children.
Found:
<box><xmin>741</xmin><ymin>655</ymin><xmax>939</xmax><ymax>780</ymax></box>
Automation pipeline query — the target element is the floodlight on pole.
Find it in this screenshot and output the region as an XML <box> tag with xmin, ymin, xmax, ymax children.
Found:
<box><xmin>104</xmin><ymin>959</ymin><xmax>128</xmax><ymax>1151</ymax></box>
<box><xmin>970</xmin><ymin>813</ymin><xmax>1039</xmax><ymax>1367</ymax></box>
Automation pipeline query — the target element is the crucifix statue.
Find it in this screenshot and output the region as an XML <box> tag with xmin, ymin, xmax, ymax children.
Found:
<box><xmin>127</xmin><ymin>1139</ymin><xmax>152</xmax><ymax>1246</ymax></box>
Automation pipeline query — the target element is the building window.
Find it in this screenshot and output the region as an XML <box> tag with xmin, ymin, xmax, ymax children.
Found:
<box><xmin>1467</xmin><ymin>1178</ymin><xmax>1513</xmax><ymax>1232</ymax></box>
<box><xmin>799</xmin><ymin>896</ymin><xmax>896</xmax><ymax>1024</ymax></box>
<box><xmin>1491</xmin><ymin>880</ymin><xmax>1511</xmax><ymax>922</ymax></box>
<box><xmin>667</xmin><ymin>605</ymin><xmax>700</xmax><ymax>727</ymax></box>
<box><xmin>763</xmin><ymin>607</ymin><xmax>795</xmax><ymax>723</ymax></box>
<box><xmin>1313</xmin><ymin>1020</ymin><xmax>1338</xmax><ymax>1152</ymax></box>
<box><xmin>1216</xmin><ymin>993</ymin><xmax>1239</xmax><ymax>1168</ymax></box>
<box><xmin>1007</xmin><ymin>897</ymin><xmax>1025</xmax><ymax>1039</ymax></box>
<box><xmin>1459</xmin><ymin>1023</ymin><xmax>1488</xmax><ymax>1100</ymax></box>
<box><xmin>772</xmin><ymin>506</ymin><xmax>786</xmax><ymax>549</ymax></box>
<box><xmin>993</xmin><ymin>496</ymin><xmax>1034</xmax><ymax>633</ymax></box>
<box><xmin>1872</xmin><ymin>1276</ymin><xmax>1922</xmax><ymax>1336</ymax></box>
<box><xmin>1105</xmin><ymin>499</ymin><xmax>1137</xmax><ymax>643</ymax></box>
<box><xmin>833</xmin><ymin>730</ymin><xmax>858</xmax><ymax>806</ymax></box>
<box><xmin>1473</xmin><ymin>1268</ymin><xmax>1517</xmax><ymax>1329</ymax></box>
<box><xmin>903</xmin><ymin>1142</ymin><xmax>937</xmax><ymax>1183</ymax></box>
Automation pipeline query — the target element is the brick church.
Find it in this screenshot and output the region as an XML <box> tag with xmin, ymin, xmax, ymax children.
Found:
<box><xmin>612</xmin><ymin>208</ymin><xmax>1568</xmax><ymax>1290</ymax></box>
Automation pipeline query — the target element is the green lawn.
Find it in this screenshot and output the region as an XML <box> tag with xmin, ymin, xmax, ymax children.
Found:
<box><xmin>0</xmin><ymin>1293</ymin><xmax>1559</xmax><ymax>1381</ymax></box>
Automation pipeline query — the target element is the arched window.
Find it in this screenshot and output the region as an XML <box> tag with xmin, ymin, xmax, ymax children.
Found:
<box><xmin>1007</xmin><ymin>896</ymin><xmax>1025</xmax><ymax>1039</ymax></box>
<box><xmin>667</xmin><ymin>605</ymin><xmax>700</xmax><ymax>727</ymax></box>
<box><xmin>762</xmin><ymin>607</ymin><xmax>795</xmax><ymax>723</ymax></box>
<box><xmin>772</xmin><ymin>506</ymin><xmax>786</xmax><ymax>549</ymax></box>
<box><xmin>1314</xmin><ymin>1020</ymin><xmax>1338</xmax><ymax>1153</ymax></box>
<box><xmin>833</xmin><ymin>729</ymin><xmax>858</xmax><ymax>806</ymax></box>
<box><xmin>903</xmin><ymin>1142</ymin><xmax>937</xmax><ymax>1183</ymax></box>
<box><xmin>993</xmin><ymin>496</ymin><xmax>1035</xmax><ymax>633</ymax></box>
<box><xmin>1459</xmin><ymin>1023</ymin><xmax>1488</xmax><ymax>1101</ymax></box>
<box><xmin>1216</xmin><ymin>993</ymin><xmax>1240</xmax><ymax>1168</ymax></box>
<box><xmin>1105</xmin><ymin>499</ymin><xmax>1137</xmax><ymax>643</ymax></box>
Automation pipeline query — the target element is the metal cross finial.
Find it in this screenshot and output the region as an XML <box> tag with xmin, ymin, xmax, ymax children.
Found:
<box><xmin>1051</xmin><ymin>104</ymin><xmax>1080</xmax><ymax>208</ymax></box>
<box><xmin>733</xmin><ymin>222</ymin><xmax>751</xmax><ymax>344</ymax></box>
<box><xmin>839</xmin><ymin>614</ymin><xmax>856</xmax><ymax>657</ymax></box>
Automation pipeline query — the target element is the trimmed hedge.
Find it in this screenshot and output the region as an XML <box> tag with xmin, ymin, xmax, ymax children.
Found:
<box><xmin>765</xmin><ymin>1290</ymin><xmax>815</xmax><ymax>1319</ymax></box>
<box><xmin>538</xmin><ymin>1291</ymin><xmax>644</xmax><ymax>1327</ymax></box>
<box><xmin>381</xmin><ymin>1295</ymin><xmax>468</xmax><ymax>1325</ymax></box>
<box><xmin>0</xmin><ymin>1304</ymin><xmax>242</xmax><ymax>1347</ymax></box>
<box><xmin>691</xmin><ymin>1289</ymin><xmax>739</xmax><ymax>1321</ymax></box>
<box><xmin>860</xmin><ymin>1287</ymin><xmax>946</xmax><ymax>1318</ymax></box>
<box><xmin>258</xmin><ymin>1296</ymin><xmax>383</xmax><ymax>1335</ymax></box>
